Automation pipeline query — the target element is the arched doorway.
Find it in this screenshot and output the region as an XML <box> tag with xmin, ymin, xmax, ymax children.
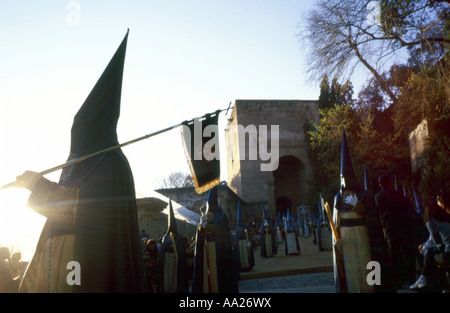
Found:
<box><xmin>275</xmin><ymin>197</ymin><xmax>291</xmax><ymax>217</ymax></box>
<box><xmin>273</xmin><ymin>155</ymin><xmax>304</xmax><ymax>217</ymax></box>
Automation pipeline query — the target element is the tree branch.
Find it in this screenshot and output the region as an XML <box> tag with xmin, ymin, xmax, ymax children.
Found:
<box><xmin>347</xmin><ymin>38</ymin><xmax>398</xmax><ymax>104</ymax></box>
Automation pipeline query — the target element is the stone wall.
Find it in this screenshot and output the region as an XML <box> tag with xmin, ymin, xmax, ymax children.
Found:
<box><xmin>225</xmin><ymin>100</ymin><xmax>319</xmax><ymax>219</ymax></box>
<box><xmin>408</xmin><ymin>119</ymin><xmax>428</xmax><ymax>174</ymax></box>
<box><xmin>143</xmin><ymin>99</ymin><xmax>320</xmax><ymax>232</ymax></box>
<box><xmin>136</xmin><ymin>196</ymin><xmax>198</xmax><ymax>241</ymax></box>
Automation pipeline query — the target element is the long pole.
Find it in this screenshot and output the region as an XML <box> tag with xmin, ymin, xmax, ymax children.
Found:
<box><xmin>0</xmin><ymin>105</ymin><xmax>232</xmax><ymax>191</ymax></box>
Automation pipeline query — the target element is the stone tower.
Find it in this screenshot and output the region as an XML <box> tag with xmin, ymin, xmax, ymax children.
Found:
<box><xmin>225</xmin><ymin>99</ymin><xmax>319</xmax><ymax>220</ymax></box>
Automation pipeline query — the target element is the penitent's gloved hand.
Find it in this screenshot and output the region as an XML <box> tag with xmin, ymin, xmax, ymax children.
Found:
<box><xmin>344</xmin><ymin>194</ymin><xmax>358</xmax><ymax>206</ymax></box>
<box><xmin>16</xmin><ymin>171</ymin><xmax>43</xmax><ymax>191</ymax></box>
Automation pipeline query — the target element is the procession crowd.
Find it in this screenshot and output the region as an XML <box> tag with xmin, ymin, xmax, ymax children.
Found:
<box><xmin>0</xmin><ymin>211</ymin><xmax>301</xmax><ymax>293</ymax></box>
<box><xmin>1</xmin><ymin>184</ymin><xmax>449</xmax><ymax>293</ymax></box>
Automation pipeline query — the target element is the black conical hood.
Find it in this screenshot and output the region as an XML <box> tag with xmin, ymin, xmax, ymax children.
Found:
<box><xmin>70</xmin><ymin>30</ymin><xmax>128</xmax><ymax>157</ymax></box>
<box><xmin>236</xmin><ymin>200</ymin><xmax>244</xmax><ymax>227</ymax></box>
<box><xmin>60</xmin><ymin>30</ymin><xmax>129</xmax><ymax>186</ymax></box>
<box><xmin>340</xmin><ymin>129</ymin><xmax>360</xmax><ymax>192</ymax></box>
<box><xmin>262</xmin><ymin>204</ymin><xmax>267</xmax><ymax>221</ymax></box>
<box><xmin>363</xmin><ymin>167</ymin><xmax>372</xmax><ymax>191</ymax></box>
<box><xmin>206</xmin><ymin>186</ymin><xmax>221</xmax><ymax>215</ymax></box>
<box><xmin>167</xmin><ymin>198</ymin><xmax>178</xmax><ymax>234</ymax></box>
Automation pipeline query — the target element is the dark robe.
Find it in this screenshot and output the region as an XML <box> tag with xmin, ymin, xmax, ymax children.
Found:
<box><xmin>285</xmin><ymin>218</ymin><xmax>301</xmax><ymax>255</ymax></box>
<box><xmin>234</xmin><ymin>225</ymin><xmax>255</xmax><ymax>271</ymax></box>
<box><xmin>333</xmin><ymin>190</ymin><xmax>374</xmax><ymax>293</ymax></box>
<box><xmin>374</xmin><ymin>188</ymin><xmax>419</xmax><ymax>286</ymax></box>
<box><xmin>331</xmin><ymin>130</ymin><xmax>374</xmax><ymax>293</ymax></box>
<box><xmin>156</xmin><ymin>199</ymin><xmax>189</xmax><ymax>293</ymax></box>
<box><xmin>73</xmin><ymin>151</ymin><xmax>147</xmax><ymax>292</ymax></box>
<box><xmin>157</xmin><ymin>232</ymin><xmax>189</xmax><ymax>293</ymax></box>
<box><xmin>259</xmin><ymin>221</ymin><xmax>274</xmax><ymax>258</ymax></box>
<box><xmin>20</xmin><ymin>30</ymin><xmax>147</xmax><ymax>293</ymax></box>
<box><xmin>360</xmin><ymin>189</ymin><xmax>397</xmax><ymax>292</ymax></box>
<box><xmin>192</xmin><ymin>211</ymin><xmax>239</xmax><ymax>293</ymax></box>
<box><xmin>268</xmin><ymin>218</ymin><xmax>278</xmax><ymax>255</ymax></box>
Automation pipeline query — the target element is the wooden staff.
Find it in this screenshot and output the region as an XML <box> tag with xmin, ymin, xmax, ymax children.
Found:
<box><xmin>324</xmin><ymin>202</ymin><xmax>340</xmax><ymax>243</ymax></box>
<box><xmin>325</xmin><ymin>201</ymin><xmax>347</xmax><ymax>292</ymax></box>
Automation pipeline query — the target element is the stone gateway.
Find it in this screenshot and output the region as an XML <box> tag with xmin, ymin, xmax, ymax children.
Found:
<box><xmin>225</xmin><ymin>100</ymin><xmax>319</xmax><ymax>220</ymax></box>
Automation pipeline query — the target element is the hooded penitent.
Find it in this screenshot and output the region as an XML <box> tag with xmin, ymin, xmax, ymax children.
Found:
<box><xmin>259</xmin><ymin>206</ymin><xmax>274</xmax><ymax>258</ymax></box>
<box><xmin>318</xmin><ymin>196</ymin><xmax>332</xmax><ymax>251</ymax></box>
<box><xmin>332</xmin><ymin>129</ymin><xmax>374</xmax><ymax>293</ymax></box>
<box><xmin>234</xmin><ymin>200</ymin><xmax>253</xmax><ymax>271</ymax></box>
<box><xmin>192</xmin><ymin>187</ymin><xmax>238</xmax><ymax>293</ymax></box>
<box><xmin>275</xmin><ymin>211</ymin><xmax>283</xmax><ymax>244</ymax></box>
<box><xmin>21</xmin><ymin>30</ymin><xmax>147</xmax><ymax>293</ymax></box>
<box><xmin>265</xmin><ymin>206</ymin><xmax>278</xmax><ymax>254</ymax></box>
<box><xmin>284</xmin><ymin>208</ymin><xmax>300</xmax><ymax>255</ymax></box>
<box><xmin>334</xmin><ymin>129</ymin><xmax>363</xmax><ymax>214</ymax></box>
<box><xmin>339</xmin><ymin>129</ymin><xmax>360</xmax><ymax>194</ymax></box>
<box><xmin>59</xmin><ymin>30</ymin><xmax>127</xmax><ymax>187</ymax></box>
<box><xmin>157</xmin><ymin>199</ymin><xmax>189</xmax><ymax>293</ymax></box>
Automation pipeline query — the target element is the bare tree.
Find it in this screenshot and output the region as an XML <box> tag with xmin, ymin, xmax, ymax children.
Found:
<box><xmin>298</xmin><ymin>0</ymin><xmax>449</xmax><ymax>104</ymax></box>
<box><xmin>159</xmin><ymin>171</ymin><xmax>194</xmax><ymax>189</ymax></box>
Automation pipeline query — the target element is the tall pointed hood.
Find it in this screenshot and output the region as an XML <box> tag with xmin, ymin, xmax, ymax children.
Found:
<box><xmin>166</xmin><ymin>198</ymin><xmax>178</xmax><ymax>234</ymax></box>
<box><xmin>275</xmin><ymin>211</ymin><xmax>281</xmax><ymax>224</ymax></box>
<box><xmin>206</xmin><ymin>186</ymin><xmax>221</xmax><ymax>216</ymax></box>
<box><xmin>317</xmin><ymin>199</ymin><xmax>322</xmax><ymax>222</ymax></box>
<box><xmin>363</xmin><ymin>167</ymin><xmax>372</xmax><ymax>191</ymax></box>
<box><xmin>262</xmin><ymin>205</ymin><xmax>268</xmax><ymax>222</ymax></box>
<box><xmin>60</xmin><ymin>30</ymin><xmax>129</xmax><ymax>186</ymax></box>
<box><xmin>236</xmin><ymin>200</ymin><xmax>244</xmax><ymax>227</ymax></box>
<box><xmin>263</xmin><ymin>204</ymin><xmax>270</xmax><ymax>220</ymax></box>
<box><xmin>340</xmin><ymin>129</ymin><xmax>360</xmax><ymax>193</ymax></box>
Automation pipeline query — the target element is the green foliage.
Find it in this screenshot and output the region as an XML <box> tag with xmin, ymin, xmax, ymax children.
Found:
<box><xmin>318</xmin><ymin>75</ymin><xmax>354</xmax><ymax>111</ymax></box>
<box><xmin>303</xmin><ymin>0</ymin><xmax>450</xmax><ymax>206</ymax></box>
<box><xmin>306</xmin><ymin>103</ymin><xmax>359</xmax><ymax>204</ymax></box>
<box><xmin>394</xmin><ymin>61</ymin><xmax>450</xmax><ymax>203</ymax></box>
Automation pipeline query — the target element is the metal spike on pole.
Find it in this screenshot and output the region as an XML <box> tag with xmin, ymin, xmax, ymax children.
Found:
<box><xmin>0</xmin><ymin>106</ymin><xmax>233</xmax><ymax>191</ymax></box>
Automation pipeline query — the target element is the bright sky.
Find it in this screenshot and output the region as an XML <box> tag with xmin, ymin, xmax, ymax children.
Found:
<box><xmin>0</xmin><ymin>0</ymin><xmax>374</xmax><ymax>259</ymax></box>
<box><xmin>0</xmin><ymin>0</ymin><xmax>324</xmax><ymax>193</ymax></box>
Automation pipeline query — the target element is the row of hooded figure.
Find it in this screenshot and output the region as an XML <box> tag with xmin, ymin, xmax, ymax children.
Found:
<box><xmin>231</xmin><ymin>201</ymin><xmax>300</xmax><ymax>271</ymax></box>
<box><xmin>153</xmin><ymin>188</ymin><xmax>309</xmax><ymax>293</ymax></box>
<box><xmin>311</xmin><ymin>202</ymin><xmax>333</xmax><ymax>252</ymax></box>
<box><xmin>149</xmin><ymin>187</ymin><xmax>239</xmax><ymax>293</ymax></box>
<box><xmin>297</xmin><ymin>205</ymin><xmax>312</xmax><ymax>238</ymax></box>
<box><xmin>259</xmin><ymin>207</ymin><xmax>301</xmax><ymax>258</ymax></box>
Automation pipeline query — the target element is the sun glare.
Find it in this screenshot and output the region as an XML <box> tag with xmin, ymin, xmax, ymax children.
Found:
<box><xmin>0</xmin><ymin>188</ymin><xmax>46</xmax><ymax>262</ymax></box>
